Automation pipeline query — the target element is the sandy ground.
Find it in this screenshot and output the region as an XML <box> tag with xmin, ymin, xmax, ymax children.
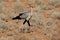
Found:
<box><xmin>0</xmin><ymin>0</ymin><xmax>60</xmax><ymax>40</ymax></box>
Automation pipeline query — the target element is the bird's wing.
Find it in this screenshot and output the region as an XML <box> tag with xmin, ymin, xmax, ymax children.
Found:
<box><xmin>19</xmin><ymin>13</ymin><xmax>28</xmax><ymax>19</ymax></box>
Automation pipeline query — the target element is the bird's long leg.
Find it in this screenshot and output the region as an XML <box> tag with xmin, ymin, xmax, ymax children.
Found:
<box><xmin>23</xmin><ymin>19</ymin><xmax>27</xmax><ymax>24</ymax></box>
<box><xmin>27</xmin><ymin>20</ymin><xmax>30</xmax><ymax>26</ymax></box>
<box><xmin>23</xmin><ymin>19</ymin><xmax>30</xmax><ymax>26</ymax></box>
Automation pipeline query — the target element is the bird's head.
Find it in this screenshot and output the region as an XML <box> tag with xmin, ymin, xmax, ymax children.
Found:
<box><xmin>27</xmin><ymin>3</ymin><xmax>35</xmax><ymax>8</ymax></box>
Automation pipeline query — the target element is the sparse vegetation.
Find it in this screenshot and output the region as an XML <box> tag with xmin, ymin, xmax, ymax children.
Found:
<box><xmin>0</xmin><ymin>0</ymin><xmax>60</xmax><ymax>40</ymax></box>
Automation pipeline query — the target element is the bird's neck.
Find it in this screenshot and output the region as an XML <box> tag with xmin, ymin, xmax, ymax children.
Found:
<box><xmin>29</xmin><ymin>7</ymin><xmax>33</xmax><ymax>15</ymax></box>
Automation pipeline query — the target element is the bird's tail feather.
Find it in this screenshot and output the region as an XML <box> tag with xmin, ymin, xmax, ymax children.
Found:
<box><xmin>12</xmin><ymin>16</ymin><xmax>21</xmax><ymax>20</ymax></box>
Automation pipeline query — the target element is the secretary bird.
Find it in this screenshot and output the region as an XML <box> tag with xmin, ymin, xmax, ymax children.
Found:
<box><xmin>12</xmin><ymin>4</ymin><xmax>34</xmax><ymax>26</ymax></box>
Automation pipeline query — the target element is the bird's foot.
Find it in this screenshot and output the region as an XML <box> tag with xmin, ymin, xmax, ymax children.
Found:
<box><xmin>20</xmin><ymin>27</ymin><xmax>30</xmax><ymax>33</ymax></box>
<box><xmin>19</xmin><ymin>25</ymin><xmax>35</xmax><ymax>33</ymax></box>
